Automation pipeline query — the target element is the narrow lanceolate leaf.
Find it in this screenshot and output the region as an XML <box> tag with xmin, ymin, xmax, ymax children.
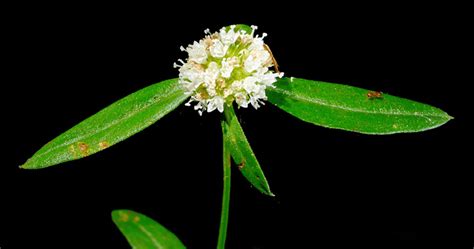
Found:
<box><xmin>21</xmin><ymin>78</ymin><xmax>189</xmax><ymax>169</ymax></box>
<box><xmin>267</xmin><ymin>77</ymin><xmax>452</xmax><ymax>134</ymax></box>
<box><xmin>112</xmin><ymin>209</ymin><xmax>186</xmax><ymax>249</ymax></box>
<box><xmin>223</xmin><ymin>107</ymin><xmax>274</xmax><ymax>196</ymax></box>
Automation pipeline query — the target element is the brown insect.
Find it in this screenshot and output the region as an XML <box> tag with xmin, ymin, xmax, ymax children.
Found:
<box><xmin>367</xmin><ymin>91</ymin><xmax>383</xmax><ymax>100</ymax></box>
<box><xmin>263</xmin><ymin>44</ymin><xmax>280</xmax><ymax>73</ymax></box>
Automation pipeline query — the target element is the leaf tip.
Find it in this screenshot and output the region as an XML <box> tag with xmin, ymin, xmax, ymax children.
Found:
<box><xmin>438</xmin><ymin>108</ymin><xmax>454</xmax><ymax>121</ymax></box>
<box><xmin>19</xmin><ymin>160</ymin><xmax>32</xmax><ymax>169</ymax></box>
<box><xmin>436</xmin><ymin>111</ymin><xmax>454</xmax><ymax>127</ymax></box>
<box><xmin>19</xmin><ymin>159</ymin><xmax>44</xmax><ymax>170</ymax></box>
<box><xmin>112</xmin><ymin>209</ymin><xmax>133</xmax><ymax>223</ymax></box>
<box><xmin>260</xmin><ymin>186</ymin><xmax>275</xmax><ymax>197</ymax></box>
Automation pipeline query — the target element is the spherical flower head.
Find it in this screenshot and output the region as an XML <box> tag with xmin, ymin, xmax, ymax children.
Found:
<box><xmin>174</xmin><ymin>25</ymin><xmax>284</xmax><ymax>115</ymax></box>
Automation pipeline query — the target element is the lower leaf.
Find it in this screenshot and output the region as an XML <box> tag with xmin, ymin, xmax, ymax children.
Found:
<box><xmin>112</xmin><ymin>209</ymin><xmax>186</xmax><ymax>249</ymax></box>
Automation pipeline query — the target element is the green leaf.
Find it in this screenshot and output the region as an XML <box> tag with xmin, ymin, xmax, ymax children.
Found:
<box><xmin>267</xmin><ymin>77</ymin><xmax>452</xmax><ymax>134</ymax></box>
<box><xmin>21</xmin><ymin>78</ymin><xmax>189</xmax><ymax>169</ymax></box>
<box><xmin>223</xmin><ymin>107</ymin><xmax>274</xmax><ymax>196</ymax></box>
<box><xmin>112</xmin><ymin>209</ymin><xmax>186</xmax><ymax>249</ymax></box>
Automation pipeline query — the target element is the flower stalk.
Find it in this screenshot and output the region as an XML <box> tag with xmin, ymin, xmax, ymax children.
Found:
<box><xmin>218</xmin><ymin>106</ymin><xmax>233</xmax><ymax>249</ymax></box>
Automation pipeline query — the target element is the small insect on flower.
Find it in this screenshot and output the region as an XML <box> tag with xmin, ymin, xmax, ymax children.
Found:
<box><xmin>367</xmin><ymin>91</ymin><xmax>383</xmax><ymax>100</ymax></box>
<box><xmin>263</xmin><ymin>44</ymin><xmax>280</xmax><ymax>73</ymax></box>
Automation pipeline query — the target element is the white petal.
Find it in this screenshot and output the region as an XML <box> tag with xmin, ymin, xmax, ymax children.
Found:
<box><xmin>220</xmin><ymin>58</ymin><xmax>234</xmax><ymax>78</ymax></box>
<box><xmin>209</xmin><ymin>40</ymin><xmax>228</xmax><ymax>58</ymax></box>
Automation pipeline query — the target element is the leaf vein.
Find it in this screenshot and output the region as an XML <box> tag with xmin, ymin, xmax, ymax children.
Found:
<box><xmin>138</xmin><ymin>224</ymin><xmax>163</xmax><ymax>249</ymax></box>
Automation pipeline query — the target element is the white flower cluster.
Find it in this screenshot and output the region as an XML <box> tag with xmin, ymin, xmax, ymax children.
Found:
<box><xmin>174</xmin><ymin>25</ymin><xmax>283</xmax><ymax>115</ymax></box>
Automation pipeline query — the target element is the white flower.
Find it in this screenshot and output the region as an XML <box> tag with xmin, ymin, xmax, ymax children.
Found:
<box><xmin>209</xmin><ymin>40</ymin><xmax>228</xmax><ymax>58</ymax></box>
<box><xmin>220</xmin><ymin>25</ymin><xmax>239</xmax><ymax>45</ymax></box>
<box><xmin>175</xmin><ymin>25</ymin><xmax>283</xmax><ymax>114</ymax></box>
<box><xmin>207</xmin><ymin>96</ymin><xmax>225</xmax><ymax>113</ymax></box>
<box><xmin>220</xmin><ymin>57</ymin><xmax>236</xmax><ymax>78</ymax></box>
<box><xmin>244</xmin><ymin>49</ymin><xmax>270</xmax><ymax>73</ymax></box>
<box><xmin>182</xmin><ymin>41</ymin><xmax>207</xmax><ymax>64</ymax></box>
<box><xmin>234</xmin><ymin>92</ymin><xmax>248</xmax><ymax>108</ymax></box>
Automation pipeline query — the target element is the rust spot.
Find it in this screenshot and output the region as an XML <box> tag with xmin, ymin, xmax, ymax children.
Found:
<box><xmin>367</xmin><ymin>91</ymin><xmax>383</xmax><ymax>100</ymax></box>
<box><xmin>238</xmin><ymin>162</ymin><xmax>246</xmax><ymax>170</ymax></box>
<box><xmin>99</xmin><ymin>141</ymin><xmax>109</xmax><ymax>150</ymax></box>
<box><xmin>118</xmin><ymin>211</ymin><xmax>129</xmax><ymax>222</ymax></box>
<box><xmin>78</xmin><ymin>142</ymin><xmax>89</xmax><ymax>156</ymax></box>
<box><xmin>133</xmin><ymin>216</ymin><xmax>140</xmax><ymax>223</ymax></box>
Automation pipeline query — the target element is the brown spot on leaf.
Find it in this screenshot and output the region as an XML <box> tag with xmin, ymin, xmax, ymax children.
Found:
<box><xmin>238</xmin><ymin>161</ymin><xmax>245</xmax><ymax>170</ymax></box>
<box><xmin>133</xmin><ymin>216</ymin><xmax>140</xmax><ymax>223</ymax></box>
<box><xmin>78</xmin><ymin>142</ymin><xmax>89</xmax><ymax>156</ymax></box>
<box><xmin>118</xmin><ymin>211</ymin><xmax>129</xmax><ymax>222</ymax></box>
<box><xmin>99</xmin><ymin>141</ymin><xmax>109</xmax><ymax>150</ymax></box>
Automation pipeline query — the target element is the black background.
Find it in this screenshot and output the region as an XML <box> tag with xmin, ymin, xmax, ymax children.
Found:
<box><xmin>1</xmin><ymin>3</ymin><xmax>470</xmax><ymax>249</ymax></box>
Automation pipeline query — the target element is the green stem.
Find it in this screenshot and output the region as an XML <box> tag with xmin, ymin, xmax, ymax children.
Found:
<box><xmin>218</xmin><ymin>107</ymin><xmax>233</xmax><ymax>249</ymax></box>
<box><xmin>218</xmin><ymin>131</ymin><xmax>231</xmax><ymax>249</ymax></box>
